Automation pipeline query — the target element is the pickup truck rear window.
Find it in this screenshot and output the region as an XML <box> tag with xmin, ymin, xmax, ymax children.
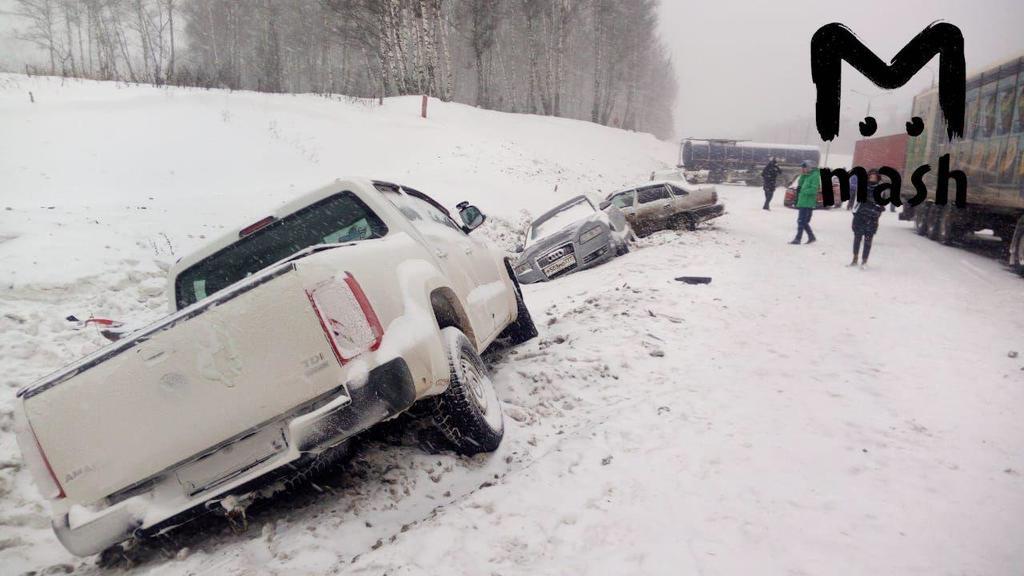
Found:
<box><xmin>175</xmin><ymin>192</ymin><xmax>386</xmax><ymax>309</ymax></box>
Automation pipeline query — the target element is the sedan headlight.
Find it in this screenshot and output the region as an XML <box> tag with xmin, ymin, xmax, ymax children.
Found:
<box><xmin>579</xmin><ymin>225</ymin><xmax>605</xmax><ymax>244</ymax></box>
<box><xmin>515</xmin><ymin>262</ymin><xmax>533</xmax><ymax>276</ymax></box>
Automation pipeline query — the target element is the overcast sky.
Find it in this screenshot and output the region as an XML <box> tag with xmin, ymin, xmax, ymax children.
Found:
<box><xmin>658</xmin><ymin>0</ymin><xmax>1024</xmax><ymax>143</ymax></box>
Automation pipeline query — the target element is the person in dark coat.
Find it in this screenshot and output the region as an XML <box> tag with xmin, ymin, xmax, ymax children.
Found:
<box><xmin>761</xmin><ymin>157</ymin><xmax>781</xmax><ymax>210</ymax></box>
<box><xmin>850</xmin><ymin>169</ymin><xmax>886</xmax><ymax>268</ymax></box>
<box><xmin>845</xmin><ymin>172</ymin><xmax>858</xmax><ymax>210</ymax></box>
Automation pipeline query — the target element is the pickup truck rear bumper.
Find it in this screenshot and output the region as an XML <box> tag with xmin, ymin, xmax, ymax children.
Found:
<box><xmin>53</xmin><ymin>357</ymin><xmax>416</xmax><ymax>557</ymax></box>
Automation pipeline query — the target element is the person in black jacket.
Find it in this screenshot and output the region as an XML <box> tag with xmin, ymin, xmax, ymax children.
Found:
<box><xmin>761</xmin><ymin>158</ymin><xmax>781</xmax><ymax>210</ymax></box>
<box><xmin>850</xmin><ymin>169</ymin><xmax>886</xmax><ymax>268</ymax></box>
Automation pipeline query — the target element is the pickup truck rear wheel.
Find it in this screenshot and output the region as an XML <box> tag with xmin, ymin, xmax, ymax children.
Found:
<box><xmin>431</xmin><ymin>327</ymin><xmax>504</xmax><ymax>455</ymax></box>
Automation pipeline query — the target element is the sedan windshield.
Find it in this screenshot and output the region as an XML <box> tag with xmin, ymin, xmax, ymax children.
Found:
<box><xmin>528</xmin><ymin>199</ymin><xmax>594</xmax><ymax>245</ymax></box>
<box><xmin>175</xmin><ymin>192</ymin><xmax>386</xmax><ymax>308</ymax></box>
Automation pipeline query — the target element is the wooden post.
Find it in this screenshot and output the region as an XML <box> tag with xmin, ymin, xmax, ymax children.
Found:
<box><xmin>421</xmin><ymin>94</ymin><xmax>428</xmax><ymax>119</ymax></box>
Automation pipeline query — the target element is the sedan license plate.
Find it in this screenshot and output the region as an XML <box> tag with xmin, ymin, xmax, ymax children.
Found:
<box><xmin>542</xmin><ymin>253</ymin><xmax>576</xmax><ymax>276</ymax></box>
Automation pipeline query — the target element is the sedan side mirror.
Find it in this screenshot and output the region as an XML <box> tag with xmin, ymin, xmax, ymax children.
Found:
<box><xmin>457</xmin><ymin>202</ymin><xmax>486</xmax><ymax>232</ymax></box>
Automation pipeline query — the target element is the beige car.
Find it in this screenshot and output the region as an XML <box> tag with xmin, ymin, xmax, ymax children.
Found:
<box><xmin>600</xmin><ymin>180</ymin><xmax>724</xmax><ymax>236</ymax></box>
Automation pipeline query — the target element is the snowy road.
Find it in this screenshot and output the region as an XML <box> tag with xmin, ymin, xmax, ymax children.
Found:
<box><xmin>10</xmin><ymin>186</ymin><xmax>1023</xmax><ymax>576</ymax></box>
<box><xmin>335</xmin><ymin>188</ymin><xmax>1024</xmax><ymax>576</ymax></box>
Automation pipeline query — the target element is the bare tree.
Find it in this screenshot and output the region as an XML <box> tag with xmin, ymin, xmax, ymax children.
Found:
<box><xmin>7</xmin><ymin>0</ymin><xmax>679</xmax><ymax>138</ymax></box>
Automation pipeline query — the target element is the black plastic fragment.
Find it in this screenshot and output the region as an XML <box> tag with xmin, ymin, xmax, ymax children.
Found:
<box><xmin>675</xmin><ymin>276</ymin><xmax>712</xmax><ymax>285</ymax></box>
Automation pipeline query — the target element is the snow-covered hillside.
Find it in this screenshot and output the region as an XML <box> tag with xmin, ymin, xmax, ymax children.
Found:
<box><xmin>0</xmin><ymin>74</ymin><xmax>673</xmax><ymax>286</ymax></box>
<box><xmin>2</xmin><ymin>75</ymin><xmax>1023</xmax><ymax>576</ymax></box>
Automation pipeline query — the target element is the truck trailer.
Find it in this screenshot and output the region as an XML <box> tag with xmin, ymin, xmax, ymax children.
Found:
<box><xmin>899</xmin><ymin>53</ymin><xmax>1024</xmax><ymax>275</ymax></box>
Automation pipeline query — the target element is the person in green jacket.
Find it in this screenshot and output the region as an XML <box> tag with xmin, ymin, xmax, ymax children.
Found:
<box><xmin>789</xmin><ymin>162</ymin><xmax>820</xmax><ymax>244</ymax></box>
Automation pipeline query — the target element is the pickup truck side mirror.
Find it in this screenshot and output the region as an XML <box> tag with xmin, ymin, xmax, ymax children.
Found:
<box><xmin>598</xmin><ymin>200</ymin><xmax>611</xmax><ymax>210</ymax></box>
<box><xmin>457</xmin><ymin>202</ymin><xmax>486</xmax><ymax>232</ymax></box>
<box><xmin>514</xmin><ymin>244</ymin><xmax>525</xmax><ymax>253</ymax></box>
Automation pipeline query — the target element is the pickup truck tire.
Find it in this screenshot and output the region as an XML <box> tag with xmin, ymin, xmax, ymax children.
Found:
<box><xmin>499</xmin><ymin>270</ymin><xmax>538</xmax><ymax>344</ymax></box>
<box><xmin>431</xmin><ymin>327</ymin><xmax>504</xmax><ymax>455</ymax></box>
<box><xmin>282</xmin><ymin>441</ymin><xmax>353</xmax><ymax>490</ymax></box>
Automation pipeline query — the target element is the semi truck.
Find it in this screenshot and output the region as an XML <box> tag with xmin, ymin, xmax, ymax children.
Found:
<box><xmin>898</xmin><ymin>52</ymin><xmax>1024</xmax><ymax>275</ymax></box>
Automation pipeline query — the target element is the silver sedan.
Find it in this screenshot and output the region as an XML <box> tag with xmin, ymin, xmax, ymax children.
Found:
<box><xmin>513</xmin><ymin>195</ymin><xmax>632</xmax><ymax>284</ymax></box>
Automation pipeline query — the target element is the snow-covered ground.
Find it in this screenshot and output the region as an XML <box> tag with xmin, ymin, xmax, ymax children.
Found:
<box><xmin>2</xmin><ymin>76</ymin><xmax>1023</xmax><ymax>576</ymax></box>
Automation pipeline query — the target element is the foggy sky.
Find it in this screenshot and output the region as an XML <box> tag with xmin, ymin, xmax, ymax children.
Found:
<box><xmin>658</xmin><ymin>0</ymin><xmax>1024</xmax><ymax>144</ymax></box>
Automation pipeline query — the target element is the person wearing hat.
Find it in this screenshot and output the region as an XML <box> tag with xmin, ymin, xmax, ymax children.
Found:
<box><xmin>850</xmin><ymin>169</ymin><xmax>886</xmax><ymax>268</ymax></box>
<box><xmin>789</xmin><ymin>161</ymin><xmax>820</xmax><ymax>245</ymax></box>
<box><xmin>761</xmin><ymin>157</ymin><xmax>781</xmax><ymax>210</ymax></box>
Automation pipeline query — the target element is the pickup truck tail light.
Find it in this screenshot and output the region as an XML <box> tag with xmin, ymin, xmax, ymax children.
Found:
<box><xmin>307</xmin><ymin>272</ymin><xmax>383</xmax><ymax>364</ymax></box>
<box><xmin>14</xmin><ymin>409</ymin><xmax>65</xmax><ymax>499</ymax></box>
<box><xmin>711</xmin><ymin>189</ymin><xmax>719</xmax><ymax>204</ymax></box>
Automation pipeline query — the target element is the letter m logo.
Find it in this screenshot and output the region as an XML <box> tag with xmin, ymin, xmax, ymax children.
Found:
<box><xmin>811</xmin><ymin>22</ymin><xmax>965</xmax><ymax>141</ymax></box>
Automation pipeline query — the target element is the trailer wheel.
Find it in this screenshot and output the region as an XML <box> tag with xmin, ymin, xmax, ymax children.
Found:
<box><xmin>914</xmin><ymin>204</ymin><xmax>930</xmax><ymax>235</ymax></box>
<box><xmin>926</xmin><ymin>205</ymin><xmax>942</xmax><ymax>240</ymax></box>
<box><xmin>937</xmin><ymin>205</ymin><xmax>961</xmax><ymax>246</ymax></box>
<box><xmin>431</xmin><ymin>327</ymin><xmax>504</xmax><ymax>455</ymax></box>
<box><xmin>1010</xmin><ymin>216</ymin><xmax>1024</xmax><ymax>276</ymax></box>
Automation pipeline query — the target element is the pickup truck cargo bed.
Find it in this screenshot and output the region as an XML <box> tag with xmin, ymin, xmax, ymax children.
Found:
<box><xmin>21</xmin><ymin>263</ymin><xmax>345</xmax><ymax>504</ymax></box>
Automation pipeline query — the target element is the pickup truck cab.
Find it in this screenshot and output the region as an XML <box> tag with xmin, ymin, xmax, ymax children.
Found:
<box><xmin>14</xmin><ymin>178</ymin><xmax>537</xmax><ymax>557</ymax></box>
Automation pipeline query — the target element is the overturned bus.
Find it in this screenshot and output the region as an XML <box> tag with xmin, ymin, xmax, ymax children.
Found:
<box><xmin>679</xmin><ymin>138</ymin><xmax>820</xmax><ymax>184</ymax></box>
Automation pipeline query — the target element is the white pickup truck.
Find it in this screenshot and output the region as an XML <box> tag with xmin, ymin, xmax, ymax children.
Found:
<box><xmin>14</xmin><ymin>178</ymin><xmax>537</xmax><ymax>557</ymax></box>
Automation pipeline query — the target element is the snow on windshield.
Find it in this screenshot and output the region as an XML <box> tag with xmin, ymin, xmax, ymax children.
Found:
<box><xmin>528</xmin><ymin>200</ymin><xmax>594</xmax><ymax>245</ymax></box>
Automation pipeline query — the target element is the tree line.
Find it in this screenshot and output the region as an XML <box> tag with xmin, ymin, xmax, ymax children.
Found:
<box><xmin>10</xmin><ymin>0</ymin><xmax>678</xmax><ymax>138</ymax></box>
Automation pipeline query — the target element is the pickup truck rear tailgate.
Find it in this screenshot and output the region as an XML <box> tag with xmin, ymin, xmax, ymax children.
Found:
<box><xmin>22</xmin><ymin>265</ymin><xmax>343</xmax><ymax>504</ymax></box>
